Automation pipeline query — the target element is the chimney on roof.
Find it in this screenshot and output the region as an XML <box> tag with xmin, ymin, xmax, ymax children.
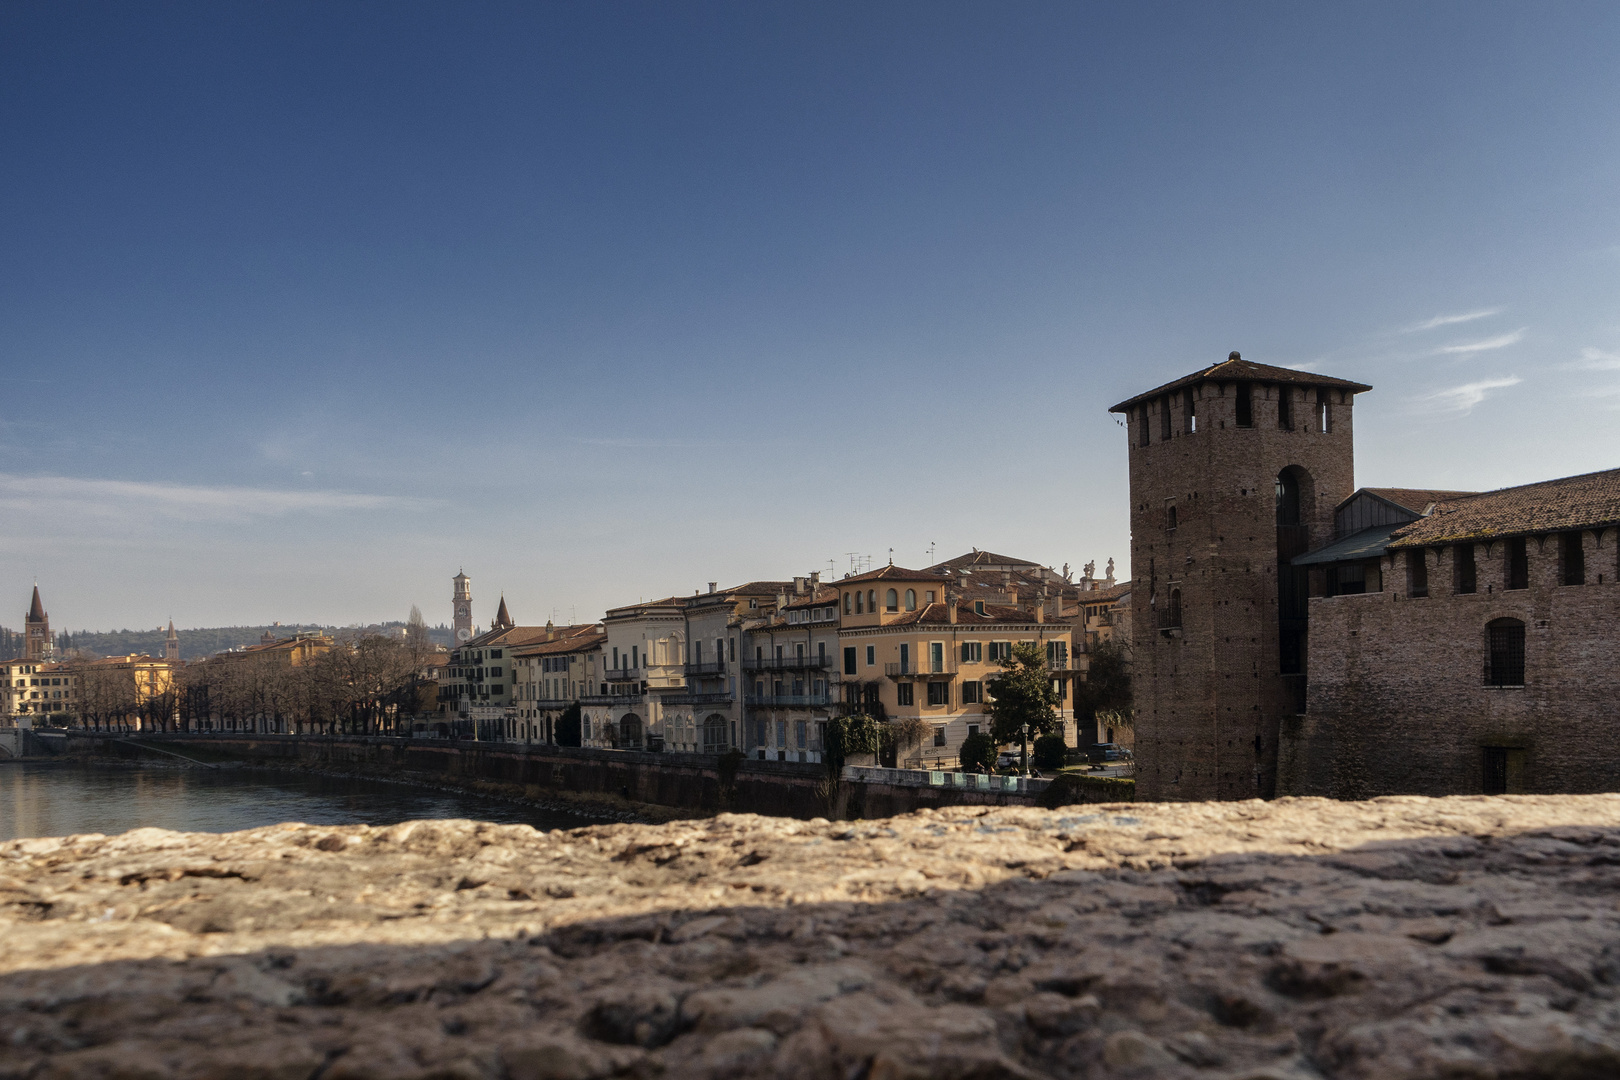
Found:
<box><xmin>810</xmin><ymin>571</ymin><xmax>820</xmax><ymax>587</ymax></box>
<box><xmin>776</xmin><ymin>591</ymin><xmax>788</xmax><ymax>611</ymax></box>
<box><xmin>794</xmin><ymin>576</ymin><xmax>807</xmax><ymax>595</ymax></box>
<box><xmin>1229</xmin><ymin>351</ymin><xmax>1241</xmax><ymax>361</ymax></box>
<box><xmin>545</xmin><ymin>619</ymin><xmax>554</xmax><ymax>642</ymax></box>
<box><xmin>947</xmin><ymin>592</ymin><xmax>958</xmax><ymax>625</ymax></box>
<box><xmin>708</xmin><ymin>582</ymin><xmax>717</xmax><ymax>594</ymax></box>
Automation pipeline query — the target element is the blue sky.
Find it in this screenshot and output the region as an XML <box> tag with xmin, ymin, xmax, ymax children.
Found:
<box><xmin>3</xmin><ymin>2</ymin><xmax>1618</xmax><ymax>632</ymax></box>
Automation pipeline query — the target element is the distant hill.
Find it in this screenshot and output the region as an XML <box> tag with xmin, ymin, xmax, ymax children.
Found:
<box><xmin>0</xmin><ymin>622</ymin><xmax>454</xmax><ymax>661</ymax></box>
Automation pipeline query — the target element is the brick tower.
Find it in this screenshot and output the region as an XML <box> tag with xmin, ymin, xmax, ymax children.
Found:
<box><xmin>25</xmin><ymin>586</ymin><xmax>50</xmax><ymax>662</ymax></box>
<box><xmin>165</xmin><ymin>620</ymin><xmax>180</xmax><ymax>662</ymax></box>
<box><xmin>452</xmin><ymin>571</ymin><xmax>473</xmax><ymax>644</ymax></box>
<box><xmin>1109</xmin><ymin>354</ymin><xmax>1370</xmax><ymax>801</ymax></box>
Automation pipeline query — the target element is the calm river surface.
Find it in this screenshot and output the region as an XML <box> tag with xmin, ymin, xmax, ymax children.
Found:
<box><xmin>0</xmin><ymin>761</ymin><xmax>612</xmax><ymax>841</ymax></box>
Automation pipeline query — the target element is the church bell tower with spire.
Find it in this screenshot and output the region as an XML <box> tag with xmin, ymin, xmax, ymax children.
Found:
<box><xmin>452</xmin><ymin>571</ymin><xmax>473</xmax><ymax>643</ymax></box>
<box><xmin>25</xmin><ymin>586</ymin><xmax>51</xmax><ymax>662</ymax></box>
<box><xmin>165</xmin><ymin>620</ymin><xmax>180</xmax><ymax>662</ymax></box>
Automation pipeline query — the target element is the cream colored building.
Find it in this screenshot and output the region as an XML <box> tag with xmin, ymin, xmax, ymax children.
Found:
<box><xmin>509</xmin><ymin>624</ymin><xmax>604</xmax><ymax>743</ymax></box>
<box><xmin>833</xmin><ymin>564</ymin><xmax>1079</xmax><ymax>768</ymax></box>
<box><xmin>742</xmin><ymin>578</ymin><xmax>839</xmax><ymax>763</ymax></box>
<box><xmin>583</xmin><ymin>596</ymin><xmax>688</xmax><ymax>750</ymax></box>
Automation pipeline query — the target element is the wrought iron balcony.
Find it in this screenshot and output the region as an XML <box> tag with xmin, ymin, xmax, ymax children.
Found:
<box><xmin>663</xmin><ymin>691</ymin><xmax>734</xmax><ymax>706</ymax></box>
<box><xmin>745</xmin><ymin>693</ymin><xmax>835</xmax><ymax>708</ymax></box>
<box><xmin>884</xmin><ymin>658</ymin><xmax>958</xmax><ymax>680</ymax></box>
<box><xmin>580</xmin><ymin>691</ymin><xmax>645</xmax><ymax>707</ymax></box>
<box><xmin>682</xmin><ymin>661</ymin><xmax>727</xmax><ymax>677</ymax></box>
<box><xmin>743</xmin><ymin>653</ymin><xmax>832</xmax><ymax>672</ymax></box>
<box><xmin>604</xmin><ymin>667</ymin><xmax>644</xmax><ymax>683</ymax></box>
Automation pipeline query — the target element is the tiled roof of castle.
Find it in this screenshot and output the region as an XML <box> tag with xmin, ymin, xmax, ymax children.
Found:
<box><xmin>1386</xmin><ymin>467</ymin><xmax>1620</xmax><ymax>548</ymax></box>
<box><xmin>1109</xmin><ymin>356</ymin><xmax>1372</xmax><ymax>413</ymax></box>
<box><xmin>1352</xmin><ymin>488</ymin><xmax>1478</xmax><ymax>515</ymax></box>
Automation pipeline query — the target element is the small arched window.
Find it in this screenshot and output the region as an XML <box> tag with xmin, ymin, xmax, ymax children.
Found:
<box><xmin>844</xmin><ymin>592</ymin><xmax>852</xmax><ymax>615</ymax></box>
<box><xmin>868</xmin><ymin>590</ymin><xmax>876</xmax><ymax>612</ymax></box>
<box><xmin>1166</xmin><ymin>504</ymin><xmax>1178</xmax><ymax>532</ymax></box>
<box><xmin>1486</xmin><ymin>618</ymin><xmax>1525</xmax><ymax>686</ymax></box>
<box><xmin>904</xmin><ymin>589</ymin><xmax>916</xmax><ymax>611</ymax></box>
<box><xmin>855</xmin><ymin>591</ymin><xmax>864</xmax><ymax>614</ymax></box>
<box><xmin>886</xmin><ymin>589</ymin><xmax>899</xmax><ymax>612</ymax></box>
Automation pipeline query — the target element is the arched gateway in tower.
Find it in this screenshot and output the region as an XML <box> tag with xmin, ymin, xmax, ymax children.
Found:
<box><xmin>1109</xmin><ymin>353</ymin><xmax>1371</xmax><ymax>802</ymax></box>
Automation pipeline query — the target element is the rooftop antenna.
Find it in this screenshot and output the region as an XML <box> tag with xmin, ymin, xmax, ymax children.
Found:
<box><xmin>928</xmin><ymin>541</ymin><xmax>936</xmax><ymax>564</ymax></box>
<box><xmin>847</xmin><ymin>552</ymin><xmax>860</xmax><ymax>574</ymax></box>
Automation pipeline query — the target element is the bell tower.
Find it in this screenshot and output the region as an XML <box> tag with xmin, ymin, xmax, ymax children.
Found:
<box><xmin>1109</xmin><ymin>354</ymin><xmax>1370</xmax><ymax>802</ymax></box>
<box><xmin>165</xmin><ymin>620</ymin><xmax>180</xmax><ymax>662</ymax></box>
<box><xmin>25</xmin><ymin>586</ymin><xmax>50</xmax><ymax>662</ymax></box>
<box><xmin>452</xmin><ymin>571</ymin><xmax>473</xmax><ymax>644</ymax></box>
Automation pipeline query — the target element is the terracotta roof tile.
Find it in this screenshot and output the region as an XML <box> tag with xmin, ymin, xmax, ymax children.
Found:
<box><xmin>836</xmin><ymin>565</ymin><xmax>949</xmax><ymax>585</ymax></box>
<box><xmin>1387</xmin><ymin>467</ymin><xmax>1620</xmax><ymax>547</ymax></box>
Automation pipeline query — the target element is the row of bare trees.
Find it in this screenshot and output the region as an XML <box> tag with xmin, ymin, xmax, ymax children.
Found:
<box><xmin>61</xmin><ymin>612</ymin><xmax>441</xmax><ymax>736</ymax></box>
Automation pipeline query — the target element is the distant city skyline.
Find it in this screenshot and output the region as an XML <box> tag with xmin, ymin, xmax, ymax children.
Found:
<box><xmin>3</xmin><ymin>3</ymin><xmax>1618</xmax><ymax>630</ymax></box>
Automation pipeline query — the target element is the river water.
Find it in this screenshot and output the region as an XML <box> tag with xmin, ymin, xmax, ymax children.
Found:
<box><xmin>0</xmin><ymin>761</ymin><xmax>612</xmax><ymax>842</ymax></box>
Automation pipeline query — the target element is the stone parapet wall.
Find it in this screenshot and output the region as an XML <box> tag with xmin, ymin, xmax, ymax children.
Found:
<box><xmin>5</xmin><ymin>795</ymin><xmax>1620</xmax><ymax>1078</ymax></box>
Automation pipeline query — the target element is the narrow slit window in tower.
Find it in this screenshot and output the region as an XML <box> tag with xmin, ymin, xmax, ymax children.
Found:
<box><xmin>1235</xmin><ymin>383</ymin><xmax>1252</xmax><ymax>427</ymax></box>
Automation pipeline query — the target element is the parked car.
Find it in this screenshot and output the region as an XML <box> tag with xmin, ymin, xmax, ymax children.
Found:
<box><xmin>1089</xmin><ymin>742</ymin><xmax>1126</xmax><ymax>762</ymax></box>
<box><xmin>995</xmin><ymin>751</ymin><xmax>1023</xmax><ymax>770</ymax></box>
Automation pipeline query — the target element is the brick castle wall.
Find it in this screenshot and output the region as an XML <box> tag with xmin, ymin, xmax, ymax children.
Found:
<box><xmin>1284</xmin><ymin>529</ymin><xmax>1620</xmax><ymax>797</ymax></box>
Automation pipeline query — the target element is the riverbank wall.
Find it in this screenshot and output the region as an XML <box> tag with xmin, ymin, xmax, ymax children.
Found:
<box><xmin>27</xmin><ymin>732</ymin><xmax>1131</xmax><ymax>820</ymax></box>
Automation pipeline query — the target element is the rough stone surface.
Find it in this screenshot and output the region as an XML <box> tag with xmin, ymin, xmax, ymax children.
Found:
<box><xmin>5</xmin><ymin>795</ymin><xmax>1620</xmax><ymax>1079</ymax></box>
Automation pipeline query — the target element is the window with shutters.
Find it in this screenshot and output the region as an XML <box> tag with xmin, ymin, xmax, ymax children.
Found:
<box><xmin>926</xmin><ymin>681</ymin><xmax>949</xmax><ymax>706</ymax></box>
<box><xmin>961</xmin><ymin>681</ymin><xmax>982</xmax><ymax>704</ymax></box>
<box><xmin>960</xmin><ymin>641</ymin><xmax>982</xmax><ymax>663</ymax></box>
<box><xmin>896</xmin><ymin>683</ymin><xmax>914</xmax><ymax>706</ymax></box>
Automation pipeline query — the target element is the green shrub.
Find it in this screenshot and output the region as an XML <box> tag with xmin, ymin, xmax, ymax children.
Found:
<box><xmin>959</xmin><ymin>731</ymin><xmax>996</xmax><ymax>772</ymax></box>
<box><xmin>1032</xmin><ymin>734</ymin><xmax>1066</xmax><ymax>771</ymax></box>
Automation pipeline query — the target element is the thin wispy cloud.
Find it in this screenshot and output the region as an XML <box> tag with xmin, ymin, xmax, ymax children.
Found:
<box><xmin>1421</xmin><ymin>376</ymin><xmax>1523</xmax><ymax>413</ymax></box>
<box><xmin>1568</xmin><ymin>347</ymin><xmax>1620</xmax><ymax>372</ymax></box>
<box><xmin>1432</xmin><ymin>328</ymin><xmax>1526</xmax><ymax>356</ymax></box>
<box><xmin>1404</xmin><ymin>308</ymin><xmax>1503</xmax><ymax>333</ymax></box>
<box><xmin>0</xmin><ymin>474</ymin><xmax>422</xmax><ymax>524</ymax></box>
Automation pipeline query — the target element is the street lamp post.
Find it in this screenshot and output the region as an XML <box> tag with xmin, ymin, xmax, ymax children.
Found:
<box><xmin>1020</xmin><ymin>721</ymin><xmax>1029</xmax><ymax>777</ymax></box>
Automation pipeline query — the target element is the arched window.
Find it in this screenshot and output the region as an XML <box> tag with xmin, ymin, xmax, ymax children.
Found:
<box><xmin>867</xmin><ymin>590</ymin><xmax>876</xmax><ymax>612</ymax></box>
<box><xmin>1486</xmin><ymin>618</ymin><xmax>1525</xmax><ymax>686</ymax></box>
<box><xmin>1166</xmin><ymin>504</ymin><xmax>1178</xmax><ymax>532</ymax></box>
<box><xmin>844</xmin><ymin>592</ymin><xmax>852</xmax><ymax>614</ymax></box>
<box><xmin>885</xmin><ymin>589</ymin><xmax>899</xmax><ymax>612</ymax></box>
<box><xmin>904</xmin><ymin>589</ymin><xmax>916</xmax><ymax>611</ymax></box>
<box><xmin>855</xmin><ymin>591</ymin><xmax>864</xmax><ymax>614</ymax></box>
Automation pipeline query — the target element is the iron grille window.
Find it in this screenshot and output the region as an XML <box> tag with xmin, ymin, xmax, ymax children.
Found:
<box><xmin>1486</xmin><ymin>619</ymin><xmax>1525</xmax><ymax>686</ymax></box>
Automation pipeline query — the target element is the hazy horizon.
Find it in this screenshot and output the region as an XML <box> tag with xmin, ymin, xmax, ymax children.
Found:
<box><xmin>4</xmin><ymin>3</ymin><xmax>1618</xmax><ymax>633</ymax></box>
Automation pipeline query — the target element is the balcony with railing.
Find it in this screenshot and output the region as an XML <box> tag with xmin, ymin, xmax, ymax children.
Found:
<box><xmin>663</xmin><ymin>690</ymin><xmax>735</xmax><ymax>707</ymax></box>
<box><xmin>682</xmin><ymin>661</ymin><xmax>727</xmax><ymax>678</ymax></box>
<box><xmin>742</xmin><ymin>653</ymin><xmax>832</xmax><ymax>672</ymax></box>
<box><xmin>885</xmin><ymin>657</ymin><xmax>958</xmax><ymax>680</ymax></box>
<box><xmin>745</xmin><ymin>692</ymin><xmax>835</xmax><ymax>708</ymax></box>
<box><xmin>580</xmin><ymin>691</ymin><xmax>645</xmax><ymax>707</ymax></box>
<box><xmin>604</xmin><ymin>667</ymin><xmax>644</xmax><ymax>683</ymax></box>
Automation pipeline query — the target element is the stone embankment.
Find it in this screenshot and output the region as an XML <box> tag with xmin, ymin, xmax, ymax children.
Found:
<box><xmin>4</xmin><ymin>795</ymin><xmax>1620</xmax><ymax>1079</ymax></box>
